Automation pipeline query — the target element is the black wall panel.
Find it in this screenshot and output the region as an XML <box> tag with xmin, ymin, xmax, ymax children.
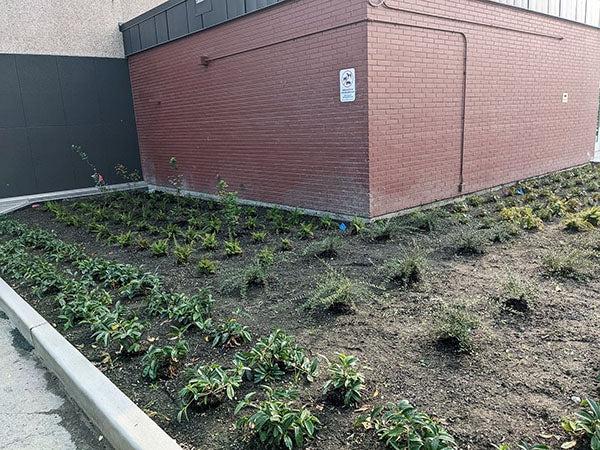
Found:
<box><xmin>0</xmin><ymin>53</ymin><xmax>141</xmax><ymax>199</ymax></box>
<box><xmin>121</xmin><ymin>0</ymin><xmax>287</xmax><ymax>55</ymax></box>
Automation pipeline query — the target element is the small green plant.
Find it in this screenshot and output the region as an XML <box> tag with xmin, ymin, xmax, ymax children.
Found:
<box><xmin>217</xmin><ymin>179</ymin><xmax>241</xmax><ymax>236</ymax></box>
<box><xmin>320</xmin><ymin>215</ymin><xmax>336</xmax><ymax>230</ymax></box>
<box><xmin>378</xmin><ymin>249</ymin><xmax>427</xmax><ymax>288</ymax></box>
<box><xmin>542</xmin><ymin>249</ymin><xmax>591</xmax><ymax>281</ymax></box>
<box><xmin>173</xmin><ymin>240</ymin><xmax>194</xmax><ymax>265</ymax></box>
<box><xmin>224</xmin><ymin>239</ymin><xmax>243</xmax><ymax>256</ymax></box>
<box><xmin>561</xmin><ymin>398</ymin><xmax>600</xmax><ymax>449</ymax></box>
<box><xmin>150</xmin><ymin>239</ymin><xmax>169</xmax><ymax>257</ymax></box>
<box><xmin>210</xmin><ymin>318</ymin><xmax>252</xmax><ymax>348</ymax></box>
<box><xmin>302</xmin><ymin>236</ymin><xmax>343</xmax><ymax>258</ymax></box>
<box><xmin>280</xmin><ymin>238</ymin><xmax>293</xmax><ymax>251</ymax></box>
<box><xmin>142</xmin><ymin>340</ymin><xmax>189</xmax><ymax>380</ymax></box>
<box><xmin>298</xmin><ymin>222</ymin><xmax>315</xmax><ymax>239</ymax></box>
<box><xmin>135</xmin><ymin>236</ymin><xmax>150</xmax><ymax>250</ymax></box>
<box><xmin>257</xmin><ymin>246</ymin><xmax>275</xmax><ymax>266</ymax></box>
<box><xmin>114</xmin><ymin>231</ymin><xmax>134</xmax><ymax>247</ymax></box>
<box><xmin>234</xmin><ymin>329</ymin><xmax>319</xmax><ymax>383</ymax></box>
<box><xmin>197</xmin><ymin>258</ymin><xmax>218</xmax><ymax>275</ymax></box>
<box><xmin>235</xmin><ymin>387</ymin><xmax>320</xmax><ymax>450</ymax></box>
<box><xmin>306</xmin><ymin>269</ymin><xmax>372</xmax><ymax>313</ymax></box>
<box><xmin>500</xmin><ymin>207</ymin><xmax>543</xmax><ymax>230</ymax></box>
<box><xmin>493</xmin><ymin>444</ymin><xmax>549</xmax><ymax>450</ymax></box>
<box><xmin>433</xmin><ymin>303</ymin><xmax>479</xmax><ymax>353</ymax></box>
<box><xmin>323</xmin><ymin>353</ymin><xmax>365</xmax><ymax>407</ymax></box>
<box><xmin>251</xmin><ymin>230</ymin><xmax>267</xmax><ymax>242</ymax></box>
<box><xmin>350</xmin><ymin>216</ymin><xmax>366</xmax><ymax>235</ymax></box>
<box><xmin>200</xmin><ymin>232</ymin><xmax>218</xmax><ymax>250</ymax></box>
<box><xmin>178</xmin><ymin>363</ymin><xmax>243</xmax><ymax>420</ymax></box>
<box><xmin>402</xmin><ymin>210</ymin><xmax>446</xmax><ymax>232</ymax></box>
<box><xmin>358</xmin><ymin>400</ymin><xmax>456</xmax><ymax>450</ymax></box>
<box><xmin>221</xmin><ymin>260</ymin><xmax>273</xmax><ymax>298</ymax></box>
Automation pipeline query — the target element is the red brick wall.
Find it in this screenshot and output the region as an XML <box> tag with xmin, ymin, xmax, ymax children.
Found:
<box><xmin>368</xmin><ymin>0</ymin><xmax>600</xmax><ymax>217</ymax></box>
<box><xmin>129</xmin><ymin>0</ymin><xmax>600</xmax><ymax>218</ymax></box>
<box><xmin>128</xmin><ymin>0</ymin><xmax>371</xmax><ymax>216</ymax></box>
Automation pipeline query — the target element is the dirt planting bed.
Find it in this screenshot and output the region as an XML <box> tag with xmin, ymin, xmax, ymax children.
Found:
<box><xmin>1</xmin><ymin>166</ymin><xmax>600</xmax><ymax>450</ymax></box>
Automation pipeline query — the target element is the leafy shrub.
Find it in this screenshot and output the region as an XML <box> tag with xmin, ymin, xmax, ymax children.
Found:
<box><xmin>378</xmin><ymin>249</ymin><xmax>427</xmax><ymax>288</ymax></box>
<box><xmin>323</xmin><ymin>353</ymin><xmax>365</xmax><ymax>407</ymax></box>
<box><xmin>500</xmin><ymin>207</ymin><xmax>543</xmax><ymax>230</ymax></box>
<box><xmin>200</xmin><ymin>232</ymin><xmax>218</xmax><ymax>250</ymax></box>
<box><xmin>251</xmin><ymin>230</ymin><xmax>267</xmax><ymax>242</ymax></box>
<box><xmin>542</xmin><ymin>249</ymin><xmax>591</xmax><ymax>281</ymax></box>
<box><xmin>224</xmin><ymin>239</ymin><xmax>243</xmax><ymax>256</ymax></box>
<box><xmin>561</xmin><ymin>398</ymin><xmax>600</xmax><ymax>449</ymax></box>
<box><xmin>305</xmin><ymin>269</ymin><xmax>372</xmax><ymax>313</ymax></box>
<box><xmin>92</xmin><ymin>312</ymin><xmax>145</xmax><ymax>354</ymax></box>
<box><xmin>302</xmin><ymin>236</ymin><xmax>343</xmax><ymax>258</ymax></box>
<box><xmin>210</xmin><ymin>318</ymin><xmax>252</xmax><ymax>348</ymax></box>
<box><xmin>489</xmin><ymin>222</ymin><xmax>521</xmax><ymax>243</ymax></box>
<box><xmin>142</xmin><ymin>340</ymin><xmax>189</xmax><ymax>380</ymax></box>
<box><xmin>168</xmin><ymin>289</ymin><xmax>214</xmax><ymax>328</ymax></box>
<box><xmin>150</xmin><ymin>239</ymin><xmax>169</xmax><ymax>257</ymax></box>
<box><xmin>234</xmin><ymin>329</ymin><xmax>319</xmax><ymax>383</ymax></box>
<box><xmin>235</xmin><ymin>387</ymin><xmax>320</xmax><ymax>450</ymax></box>
<box><xmin>433</xmin><ymin>303</ymin><xmax>479</xmax><ymax>353</ymax></box>
<box><xmin>298</xmin><ymin>222</ymin><xmax>315</xmax><ymax>239</ymax></box>
<box><xmin>178</xmin><ymin>363</ymin><xmax>243</xmax><ymax>420</ymax></box>
<box><xmin>563</xmin><ymin>206</ymin><xmax>600</xmax><ymax>232</ymax></box>
<box><xmin>358</xmin><ymin>400</ymin><xmax>456</xmax><ymax>450</ymax></box>
<box><xmin>173</xmin><ymin>241</ymin><xmax>194</xmax><ymax>264</ymax></box>
<box><xmin>197</xmin><ymin>258</ymin><xmax>218</xmax><ymax>275</ymax></box>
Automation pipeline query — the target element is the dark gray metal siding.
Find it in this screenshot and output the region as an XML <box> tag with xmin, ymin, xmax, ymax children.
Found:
<box><xmin>0</xmin><ymin>54</ymin><xmax>141</xmax><ymax>198</ymax></box>
<box><xmin>120</xmin><ymin>0</ymin><xmax>287</xmax><ymax>56</ymax></box>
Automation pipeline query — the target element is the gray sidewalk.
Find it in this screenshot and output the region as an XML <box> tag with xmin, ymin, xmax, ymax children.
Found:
<box><xmin>0</xmin><ymin>312</ymin><xmax>108</xmax><ymax>450</ymax></box>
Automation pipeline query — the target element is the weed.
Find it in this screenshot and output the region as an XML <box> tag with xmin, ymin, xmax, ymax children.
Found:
<box><xmin>224</xmin><ymin>239</ymin><xmax>243</xmax><ymax>256</ymax></box>
<box><xmin>178</xmin><ymin>363</ymin><xmax>243</xmax><ymax>420</ymax></box>
<box><xmin>306</xmin><ymin>269</ymin><xmax>372</xmax><ymax>313</ymax></box>
<box><xmin>433</xmin><ymin>303</ymin><xmax>479</xmax><ymax>353</ymax></box>
<box><xmin>302</xmin><ymin>236</ymin><xmax>343</xmax><ymax>258</ymax></box>
<box><xmin>235</xmin><ymin>387</ymin><xmax>320</xmax><ymax>450</ymax></box>
<box><xmin>542</xmin><ymin>249</ymin><xmax>592</xmax><ymax>281</ymax></box>
<box><xmin>500</xmin><ymin>207</ymin><xmax>543</xmax><ymax>230</ymax></box>
<box><xmin>142</xmin><ymin>340</ymin><xmax>189</xmax><ymax>380</ymax></box>
<box><xmin>234</xmin><ymin>329</ymin><xmax>319</xmax><ymax>383</ymax></box>
<box><xmin>496</xmin><ymin>275</ymin><xmax>537</xmax><ymax>313</ymax></box>
<box><xmin>363</xmin><ymin>220</ymin><xmax>395</xmax><ymax>242</ymax></box>
<box><xmin>451</xmin><ymin>230</ymin><xmax>489</xmax><ymax>256</ymax></box>
<box><xmin>323</xmin><ymin>353</ymin><xmax>365</xmax><ymax>407</ymax></box>
<box><xmin>358</xmin><ymin>400</ymin><xmax>456</xmax><ymax>450</ymax></box>
<box><xmin>197</xmin><ymin>258</ymin><xmax>218</xmax><ymax>275</ymax></box>
<box><xmin>150</xmin><ymin>239</ymin><xmax>169</xmax><ymax>257</ymax></box>
<box><xmin>379</xmin><ymin>249</ymin><xmax>427</xmax><ymax>288</ymax></box>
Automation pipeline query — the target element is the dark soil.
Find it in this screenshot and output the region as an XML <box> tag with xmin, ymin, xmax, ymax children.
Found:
<box><xmin>4</xmin><ymin>167</ymin><xmax>600</xmax><ymax>450</ymax></box>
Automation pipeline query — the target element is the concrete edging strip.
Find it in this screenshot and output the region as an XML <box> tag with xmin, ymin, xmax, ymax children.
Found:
<box><xmin>0</xmin><ymin>276</ymin><xmax>181</xmax><ymax>450</ymax></box>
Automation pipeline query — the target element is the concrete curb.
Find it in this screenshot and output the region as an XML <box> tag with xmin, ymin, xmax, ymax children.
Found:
<box><xmin>0</xmin><ymin>277</ymin><xmax>181</xmax><ymax>450</ymax></box>
<box><xmin>0</xmin><ymin>182</ymin><xmax>148</xmax><ymax>213</ymax></box>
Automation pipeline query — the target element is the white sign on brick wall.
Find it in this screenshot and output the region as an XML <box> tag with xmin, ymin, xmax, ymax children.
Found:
<box><xmin>340</xmin><ymin>68</ymin><xmax>356</xmax><ymax>103</ymax></box>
